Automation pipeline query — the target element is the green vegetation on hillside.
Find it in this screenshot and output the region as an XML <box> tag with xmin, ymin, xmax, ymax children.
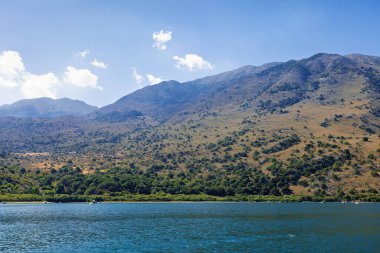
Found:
<box><xmin>0</xmin><ymin>53</ymin><xmax>379</xmax><ymax>201</ymax></box>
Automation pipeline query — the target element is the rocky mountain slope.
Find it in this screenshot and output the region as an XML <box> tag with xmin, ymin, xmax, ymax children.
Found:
<box><xmin>95</xmin><ymin>53</ymin><xmax>379</xmax><ymax>124</ymax></box>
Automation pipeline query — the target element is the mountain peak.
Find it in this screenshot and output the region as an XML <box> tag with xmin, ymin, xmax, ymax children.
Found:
<box><xmin>0</xmin><ymin>97</ymin><xmax>97</xmax><ymax>119</ymax></box>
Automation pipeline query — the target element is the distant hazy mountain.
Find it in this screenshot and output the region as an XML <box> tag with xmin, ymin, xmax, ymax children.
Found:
<box><xmin>0</xmin><ymin>97</ymin><xmax>98</xmax><ymax>118</ymax></box>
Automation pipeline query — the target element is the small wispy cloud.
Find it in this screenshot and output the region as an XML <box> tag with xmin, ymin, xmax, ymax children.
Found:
<box><xmin>152</xmin><ymin>30</ymin><xmax>172</xmax><ymax>50</ymax></box>
<box><xmin>173</xmin><ymin>54</ymin><xmax>213</xmax><ymax>71</ymax></box>
<box><xmin>132</xmin><ymin>68</ymin><xmax>163</xmax><ymax>87</ymax></box>
<box><xmin>78</xmin><ymin>50</ymin><xmax>90</xmax><ymax>58</ymax></box>
<box><xmin>132</xmin><ymin>67</ymin><xmax>144</xmax><ymax>86</ymax></box>
<box><xmin>91</xmin><ymin>59</ymin><xmax>108</xmax><ymax>69</ymax></box>
<box><xmin>146</xmin><ymin>74</ymin><xmax>162</xmax><ymax>85</ymax></box>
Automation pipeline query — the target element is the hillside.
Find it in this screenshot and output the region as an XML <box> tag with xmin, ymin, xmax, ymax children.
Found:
<box><xmin>0</xmin><ymin>97</ymin><xmax>98</xmax><ymax>119</ymax></box>
<box><xmin>95</xmin><ymin>63</ymin><xmax>281</xmax><ymax>121</ymax></box>
<box><xmin>95</xmin><ymin>53</ymin><xmax>380</xmax><ymax>124</ymax></box>
<box><xmin>0</xmin><ymin>53</ymin><xmax>379</xmax><ymax>201</ymax></box>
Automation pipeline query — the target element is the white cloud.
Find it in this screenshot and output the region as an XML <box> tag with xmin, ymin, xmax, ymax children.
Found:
<box><xmin>146</xmin><ymin>74</ymin><xmax>162</xmax><ymax>85</ymax></box>
<box><xmin>78</xmin><ymin>50</ymin><xmax>90</xmax><ymax>58</ymax></box>
<box><xmin>0</xmin><ymin>51</ymin><xmax>25</xmax><ymax>88</ymax></box>
<box><xmin>0</xmin><ymin>50</ymin><xmax>104</xmax><ymax>104</ymax></box>
<box><xmin>132</xmin><ymin>68</ymin><xmax>144</xmax><ymax>86</ymax></box>
<box><xmin>0</xmin><ymin>50</ymin><xmax>60</xmax><ymax>99</ymax></box>
<box><xmin>21</xmin><ymin>72</ymin><xmax>60</xmax><ymax>99</ymax></box>
<box><xmin>63</xmin><ymin>66</ymin><xmax>101</xmax><ymax>89</ymax></box>
<box><xmin>173</xmin><ymin>54</ymin><xmax>213</xmax><ymax>71</ymax></box>
<box><xmin>132</xmin><ymin>69</ymin><xmax>163</xmax><ymax>87</ymax></box>
<box><xmin>91</xmin><ymin>59</ymin><xmax>108</xmax><ymax>69</ymax></box>
<box><xmin>153</xmin><ymin>30</ymin><xmax>172</xmax><ymax>50</ymax></box>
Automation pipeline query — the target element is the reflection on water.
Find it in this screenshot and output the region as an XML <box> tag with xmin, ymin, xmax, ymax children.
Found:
<box><xmin>0</xmin><ymin>202</ymin><xmax>379</xmax><ymax>252</ymax></box>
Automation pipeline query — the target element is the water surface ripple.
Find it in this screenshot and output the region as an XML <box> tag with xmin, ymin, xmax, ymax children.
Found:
<box><xmin>0</xmin><ymin>202</ymin><xmax>379</xmax><ymax>252</ymax></box>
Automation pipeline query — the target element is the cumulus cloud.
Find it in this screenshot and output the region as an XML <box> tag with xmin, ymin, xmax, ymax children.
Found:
<box><xmin>173</xmin><ymin>54</ymin><xmax>213</xmax><ymax>71</ymax></box>
<box><xmin>91</xmin><ymin>59</ymin><xmax>108</xmax><ymax>69</ymax></box>
<box><xmin>78</xmin><ymin>50</ymin><xmax>90</xmax><ymax>58</ymax></box>
<box><xmin>146</xmin><ymin>74</ymin><xmax>162</xmax><ymax>85</ymax></box>
<box><xmin>63</xmin><ymin>66</ymin><xmax>101</xmax><ymax>89</ymax></box>
<box><xmin>153</xmin><ymin>30</ymin><xmax>172</xmax><ymax>50</ymax></box>
<box><xmin>21</xmin><ymin>72</ymin><xmax>60</xmax><ymax>99</ymax></box>
<box><xmin>0</xmin><ymin>51</ymin><xmax>25</xmax><ymax>88</ymax></box>
<box><xmin>0</xmin><ymin>50</ymin><xmax>60</xmax><ymax>99</ymax></box>
<box><xmin>0</xmin><ymin>50</ymin><xmax>104</xmax><ymax>104</ymax></box>
<box><xmin>132</xmin><ymin>67</ymin><xmax>144</xmax><ymax>86</ymax></box>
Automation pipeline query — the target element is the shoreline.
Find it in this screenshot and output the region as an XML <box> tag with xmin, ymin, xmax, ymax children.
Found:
<box><xmin>1</xmin><ymin>193</ymin><xmax>380</xmax><ymax>203</ymax></box>
<box><xmin>1</xmin><ymin>201</ymin><xmax>376</xmax><ymax>204</ymax></box>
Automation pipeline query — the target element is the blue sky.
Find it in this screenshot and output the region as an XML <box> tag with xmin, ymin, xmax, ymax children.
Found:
<box><xmin>0</xmin><ymin>0</ymin><xmax>380</xmax><ymax>107</ymax></box>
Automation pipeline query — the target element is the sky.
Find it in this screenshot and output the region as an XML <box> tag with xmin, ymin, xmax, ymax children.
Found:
<box><xmin>0</xmin><ymin>0</ymin><xmax>380</xmax><ymax>107</ymax></box>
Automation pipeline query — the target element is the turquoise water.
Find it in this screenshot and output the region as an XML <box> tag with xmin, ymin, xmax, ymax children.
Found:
<box><xmin>0</xmin><ymin>202</ymin><xmax>379</xmax><ymax>252</ymax></box>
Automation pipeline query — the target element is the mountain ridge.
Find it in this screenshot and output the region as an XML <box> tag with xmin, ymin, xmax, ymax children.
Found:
<box><xmin>0</xmin><ymin>97</ymin><xmax>98</xmax><ymax>119</ymax></box>
<box><xmin>2</xmin><ymin>52</ymin><xmax>378</xmax><ymax>121</ymax></box>
<box><xmin>94</xmin><ymin>53</ymin><xmax>380</xmax><ymax>122</ymax></box>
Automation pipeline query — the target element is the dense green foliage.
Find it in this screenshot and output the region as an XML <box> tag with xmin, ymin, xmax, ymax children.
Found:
<box><xmin>1</xmin><ymin>146</ymin><xmax>378</xmax><ymax>202</ymax></box>
<box><xmin>1</xmin><ymin>193</ymin><xmax>379</xmax><ymax>203</ymax></box>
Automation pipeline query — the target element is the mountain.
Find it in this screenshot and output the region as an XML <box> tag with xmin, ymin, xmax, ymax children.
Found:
<box><xmin>0</xmin><ymin>53</ymin><xmax>379</xmax><ymax>200</ymax></box>
<box><xmin>0</xmin><ymin>97</ymin><xmax>98</xmax><ymax>118</ymax></box>
<box><xmin>95</xmin><ymin>63</ymin><xmax>281</xmax><ymax>121</ymax></box>
<box><xmin>96</xmin><ymin>53</ymin><xmax>380</xmax><ymax>124</ymax></box>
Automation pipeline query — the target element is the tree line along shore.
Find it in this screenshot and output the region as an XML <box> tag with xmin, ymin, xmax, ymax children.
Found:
<box><xmin>1</xmin><ymin>193</ymin><xmax>380</xmax><ymax>203</ymax></box>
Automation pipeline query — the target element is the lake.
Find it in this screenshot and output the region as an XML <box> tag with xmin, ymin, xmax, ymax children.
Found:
<box><xmin>0</xmin><ymin>202</ymin><xmax>379</xmax><ymax>252</ymax></box>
